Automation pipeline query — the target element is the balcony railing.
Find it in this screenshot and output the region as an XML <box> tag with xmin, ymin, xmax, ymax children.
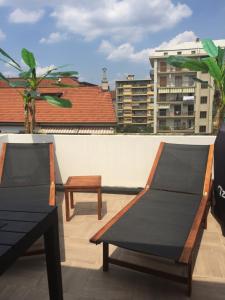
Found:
<box><xmin>158</xmin><ymin>111</ymin><xmax>195</xmax><ymax>117</ymax></box>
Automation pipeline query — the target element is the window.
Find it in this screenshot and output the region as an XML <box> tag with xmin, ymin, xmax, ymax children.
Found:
<box><xmin>38</xmin><ymin>92</ymin><xmax>63</xmax><ymax>99</ymax></box>
<box><xmin>199</xmin><ymin>126</ymin><xmax>206</xmax><ymax>133</ymax></box>
<box><xmin>159</xmin><ymin>109</ymin><xmax>167</xmax><ymax>116</ymax></box>
<box><xmin>191</xmin><ymin>50</ymin><xmax>196</xmax><ymax>54</ymax></box>
<box><xmin>175</xmin><ymin>76</ymin><xmax>182</xmax><ymax>87</ymax></box>
<box><xmin>160</xmin><ymin>76</ymin><xmax>167</xmax><ymax>87</ymax></box>
<box><xmin>160</xmin><ymin>61</ymin><xmax>167</xmax><ymax>72</ymax></box>
<box><xmin>177</xmin><ymin>51</ymin><xmax>182</xmax><ymax>55</ymax></box>
<box><xmin>200</xmin><ymin>111</ymin><xmax>207</xmax><ymax>118</ymax></box>
<box><xmin>159</xmin><ymin>94</ymin><xmax>167</xmax><ymax>102</ymax></box>
<box><xmin>201</xmin><ymin>81</ymin><xmax>208</xmax><ymax>89</ymax></box>
<box><xmin>163</xmin><ymin>52</ymin><xmax>168</xmax><ymax>56</ymax></box>
<box><xmin>200</xmin><ymin>96</ymin><xmax>207</xmax><ymax>104</ymax></box>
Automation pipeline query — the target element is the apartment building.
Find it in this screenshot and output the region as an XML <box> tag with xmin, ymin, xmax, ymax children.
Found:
<box><xmin>116</xmin><ymin>75</ymin><xmax>154</xmax><ymax>130</ymax></box>
<box><xmin>150</xmin><ymin>39</ymin><xmax>225</xmax><ymax>134</ymax></box>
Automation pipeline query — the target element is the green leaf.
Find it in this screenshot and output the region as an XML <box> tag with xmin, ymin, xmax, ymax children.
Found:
<box><xmin>9</xmin><ymin>80</ymin><xmax>29</xmax><ymax>88</ymax></box>
<box><xmin>42</xmin><ymin>95</ymin><xmax>72</xmax><ymax>108</ymax></box>
<box><xmin>0</xmin><ymin>57</ymin><xmax>21</xmax><ymax>71</ymax></box>
<box><xmin>50</xmin><ymin>71</ymin><xmax>79</xmax><ymax>77</ymax></box>
<box><xmin>202</xmin><ymin>39</ymin><xmax>218</xmax><ymax>57</ymax></box>
<box><xmin>0</xmin><ymin>48</ymin><xmax>21</xmax><ymax>70</ymax></box>
<box><xmin>166</xmin><ymin>56</ymin><xmax>208</xmax><ymax>72</ymax></box>
<box><xmin>217</xmin><ymin>46</ymin><xmax>225</xmax><ymax>68</ymax></box>
<box><xmin>24</xmin><ymin>90</ymin><xmax>39</xmax><ymax>98</ymax></box>
<box><xmin>202</xmin><ymin>57</ymin><xmax>222</xmax><ymax>82</ymax></box>
<box><xmin>19</xmin><ymin>70</ymin><xmax>32</xmax><ymax>79</ymax></box>
<box><xmin>21</xmin><ymin>48</ymin><xmax>36</xmax><ymax>69</ymax></box>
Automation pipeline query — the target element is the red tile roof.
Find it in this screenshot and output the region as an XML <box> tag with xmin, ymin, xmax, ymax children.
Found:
<box><xmin>0</xmin><ymin>85</ymin><xmax>116</xmax><ymax>125</ymax></box>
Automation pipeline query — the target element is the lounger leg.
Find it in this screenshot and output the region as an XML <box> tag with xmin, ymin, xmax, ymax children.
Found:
<box><xmin>187</xmin><ymin>263</ymin><xmax>192</xmax><ymax>297</ymax></box>
<box><xmin>203</xmin><ymin>215</ymin><xmax>208</xmax><ymax>229</ymax></box>
<box><xmin>98</xmin><ymin>188</ymin><xmax>102</xmax><ymax>220</ymax></box>
<box><xmin>70</xmin><ymin>192</ymin><xmax>75</xmax><ymax>209</ymax></box>
<box><xmin>103</xmin><ymin>242</ymin><xmax>109</xmax><ymax>272</ymax></box>
<box><xmin>65</xmin><ymin>191</ymin><xmax>70</xmax><ymax>222</ymax></box>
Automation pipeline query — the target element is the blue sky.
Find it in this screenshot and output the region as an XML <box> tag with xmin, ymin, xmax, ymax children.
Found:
<box><xmin>0</xmin><ymin>0</ymin><xmax>224</xmax><ymax>88</ymax></box>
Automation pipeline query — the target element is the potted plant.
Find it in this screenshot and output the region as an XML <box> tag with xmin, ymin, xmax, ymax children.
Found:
<box><xmin>0</xmin><ymin>48</ymin><xmax>78</xmax><ymax>133</ymax></box>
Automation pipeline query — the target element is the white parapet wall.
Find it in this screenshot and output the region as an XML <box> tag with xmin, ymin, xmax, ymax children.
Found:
<box><xmin>4</xmin><ymin>134</ymin><xmax>216</xmax><ymax>188</ymax></box>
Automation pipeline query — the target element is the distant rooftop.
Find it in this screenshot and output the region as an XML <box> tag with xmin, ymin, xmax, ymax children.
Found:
<box><xmin>150</xmin><ymin>39</ymin><xmax>225</xmax><ymax>60</ymax></box>
<box><xmin>0</xmin><ymin>78</ymin><xmax>116</xmax><ymax>126</ymax></box>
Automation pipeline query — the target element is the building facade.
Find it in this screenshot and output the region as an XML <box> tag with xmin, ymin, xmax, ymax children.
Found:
<box><xmin>116</xmin><ymin>75</ymin><xmax>154</xmax><ymax>131</ymax></box>
<box><xmin>150</xmin><ymin>39</ymin><xmax>225</xmax><ymax>134</ymax></box>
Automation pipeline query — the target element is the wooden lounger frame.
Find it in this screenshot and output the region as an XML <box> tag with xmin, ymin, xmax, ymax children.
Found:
<box><xmin>0</xmin><ymin>143</ymin><xmax>56</xmax><ymax>206</ymax></box>
<box><xmin>90</xmin><ymin>142</ymin><xmax>214</xmax><ymax>297</ymax></box>
<box><xmin>0</xmin><ymin>142</ymin><xmax>56</xmax><ymax>256</ymax></box>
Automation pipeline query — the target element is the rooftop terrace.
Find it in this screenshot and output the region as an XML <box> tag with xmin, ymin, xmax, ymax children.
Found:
<box><xmin>0</xmin><ymin>191</ymin><xmax>224</xmax><ymax>300</ymax></box>
<box><xmin>0</xmin><ymin>134</ymin><xmax>224</xmax><ymax>299</ymax></box>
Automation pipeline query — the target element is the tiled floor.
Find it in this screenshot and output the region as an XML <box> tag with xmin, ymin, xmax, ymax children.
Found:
<box><xmin>1</xmin><ymin>192</ymin><xmax>225</xmax><ymax>299</ymax></box>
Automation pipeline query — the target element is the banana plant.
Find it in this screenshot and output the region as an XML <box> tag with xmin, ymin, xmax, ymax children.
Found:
<box><xmin>0</xmin><ymin>48</ymin><xmax>78</xmax><ymax>133</ymax></box>
<box><xmin>166</xmin><ymin>39</ymin><xmax>225</xmax><ymax>132</ymax></box>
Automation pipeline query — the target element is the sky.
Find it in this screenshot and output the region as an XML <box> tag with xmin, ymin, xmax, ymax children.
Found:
<box><xmin>0</xmin><ymin>0</ymin><xmax>225</xmax><ymax>88</ymax></box>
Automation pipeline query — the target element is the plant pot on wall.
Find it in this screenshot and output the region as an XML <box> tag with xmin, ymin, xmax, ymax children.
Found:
<box><xmin>212</xmin><ymin>122</ymin><xmax>225</xmax><ymax>235</ymax></box>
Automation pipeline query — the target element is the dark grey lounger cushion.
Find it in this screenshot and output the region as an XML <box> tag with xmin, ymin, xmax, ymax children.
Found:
<box><xmin>100</xmin><ymin>189</ymin><xmax>202</xmax><ymax>260</ymax></box>
<box><xmin>0</xmin><ymin>185</ymin><xmax>51</xmax><ymax>212</ymax></box>
<box><xmin>151</xmin><ymin>143</ymin><xmax>209</xmax><ymax>195</ymax></box>
<box><xmin>1</xmin><ymin>143</ymin><xmax>50</xmax><ymax>187</ymax></box>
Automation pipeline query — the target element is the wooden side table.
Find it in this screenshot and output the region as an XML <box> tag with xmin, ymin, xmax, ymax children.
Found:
<box><xmin>64</xmin><ymin>176</ymin><xmax>102</xmax><ymax>221</ymax></box>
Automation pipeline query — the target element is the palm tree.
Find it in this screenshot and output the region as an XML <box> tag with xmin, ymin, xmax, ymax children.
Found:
<box><xmin>166</xmin><ymin>39</ymin><xmax>225</xmax><ymax>132</ymax></box>
<box><xmin>0</xmin><ymin>48</ymin><xmax>77</xmax><ymax>133</ymax></box>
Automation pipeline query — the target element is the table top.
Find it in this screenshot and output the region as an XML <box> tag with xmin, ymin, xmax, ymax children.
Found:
<box><xmin>0</xmin><ymin>198</ymin><xmax>56</xmax><ymax>275</ymax></box>
<box><xmin>65</xmin><ymin>176</ymin><xmax>101</xmax><ymax>189</ymax></box>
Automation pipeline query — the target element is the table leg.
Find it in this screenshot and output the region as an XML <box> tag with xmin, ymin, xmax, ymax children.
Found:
<box><xmin>97</xmin><ymin>188</ymin><xmax>102</xmax><ymax>220</ymax></box>
<box><xmin>70</xmin><ymin>192</ymin><xmax>75</xmax><ymax>209</ymax></box>
<box><xmin>44</xmin><ymin>212</ymin><xmax>63</xmax><ymax>300</ymax></box>
<box><xmin>65</xmin><ymin>191</ymin><xmax>70</xmax><ymax>222</ymax></box>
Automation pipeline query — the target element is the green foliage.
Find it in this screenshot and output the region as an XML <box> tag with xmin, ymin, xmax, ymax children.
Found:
<box><xmin>42</xmin><ymin>95</ymin><xmax>72</xmax><ymax>108</ymax></box>
<box><xmin>116</xmin><ymin>124</ymin><xmax>153</xmax><ymax>134</ymax></box>
<box><xmin>166</xmin><ymin>39</ymin><xmax>225</xmax><ymax>131</ymax></box>
<box><xmin>0</xmin><ymin>47</ymin><xmax>78</xmax><ymax>133</ymax></box>
<box><xmin>21</xmin><ymin>48</ymin><xmax>36</xmax><ymax>69</ymax></box>
<box><xmin>202</xmin><ymin>39</ymin><xmax>218</xmax><ymax>57</ymax></box>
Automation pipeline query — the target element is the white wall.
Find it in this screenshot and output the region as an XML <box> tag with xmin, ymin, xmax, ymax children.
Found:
<box><xmin>5</xmin><ymin>134</ymin><xmax>215</xmax><ymax>188</ymax></box>
<box><xmin>0</xmin><ymin>134</ymin><xmax>8</xmax><ymax>150</ymax></box>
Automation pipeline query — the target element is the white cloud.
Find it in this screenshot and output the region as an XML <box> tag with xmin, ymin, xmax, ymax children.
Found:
<box><xmin>99</xmin><ymin>31</ymin><xmax>197</xmax><ymax>63</ymax></box>
<box><xmin>1</xmin><ymin>1</ymin><xmax>192</xmax><ymax>43</ymax></box>
<box><xmin>40</xmin><ymin>32</ymin><xmax>68</xmax><ymax>44</ymax></box>
<box><xmin>51</xmin><ymin>0</ymin><xmax>192</xmax><ymax>42</ymax></box>
<box><xmin>0</xmin><ymin>28</ymin><xmax>6</xmax><ymax>40</ymax></box>
<box><xmin>9</xmin><ymin>8</ymin><xmax>44</xmax><ymax>23</ymax></box>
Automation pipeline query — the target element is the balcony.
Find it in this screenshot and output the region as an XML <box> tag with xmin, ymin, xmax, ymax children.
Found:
<box><xmin>1</xmin><ymin>134</ymin><xmax>224</xmax><ymax>299</ymax></box>
<box><xmin>158</xmin><ymin>111</ymin><xmax>195</xmax><ymax>118</ymax></box>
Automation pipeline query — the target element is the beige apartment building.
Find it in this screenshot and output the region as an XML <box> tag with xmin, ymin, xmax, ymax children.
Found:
<box><xmin>150</xmin><ymin>39</ymin><xmax>225</xmax><ymax>134</ymax></box>
<box><xmin>116</xmin><ymin>75</ymin><xmax>154</xmax><ymax>130</ymax></box>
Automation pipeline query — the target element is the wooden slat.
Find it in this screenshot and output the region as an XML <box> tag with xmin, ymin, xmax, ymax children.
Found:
<box><xmin>0</xmin><ymin>143</ymin><xmax>7</xmax><ymax>184</ymax></box>
<box><xmin>49</xmin><ymin>143</ymin><xmax>55</xmax><ymax>184</ymax></box>
<box><xmin>179</xmin><ymin>144</ymin><xmax>214</xmax><ymax>264</ymax></box>
<box><xmin>145</xmin><ymin>142</ymin><xmax>165</xmax><ymax>187</ymax></box>
<box><xmin>49</xmin><ymin>143</ymin><xmax>55</xmax><ymax>206</ymax></box>
<box><xmin>90</xmin><ymin>142</ymin><xmax>165</xmax><ymax>244</ymax></box>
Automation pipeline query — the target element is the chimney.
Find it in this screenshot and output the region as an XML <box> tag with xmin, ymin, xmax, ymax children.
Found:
<box><xmin>127</xmin><ymin>74</ymin><xmax>135</xmax><ymax>80</ymax></box>
<box><xmin>101</xmin><ymin>67</ymin><xmax>109</xmax><ymax>91</ymax></box>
